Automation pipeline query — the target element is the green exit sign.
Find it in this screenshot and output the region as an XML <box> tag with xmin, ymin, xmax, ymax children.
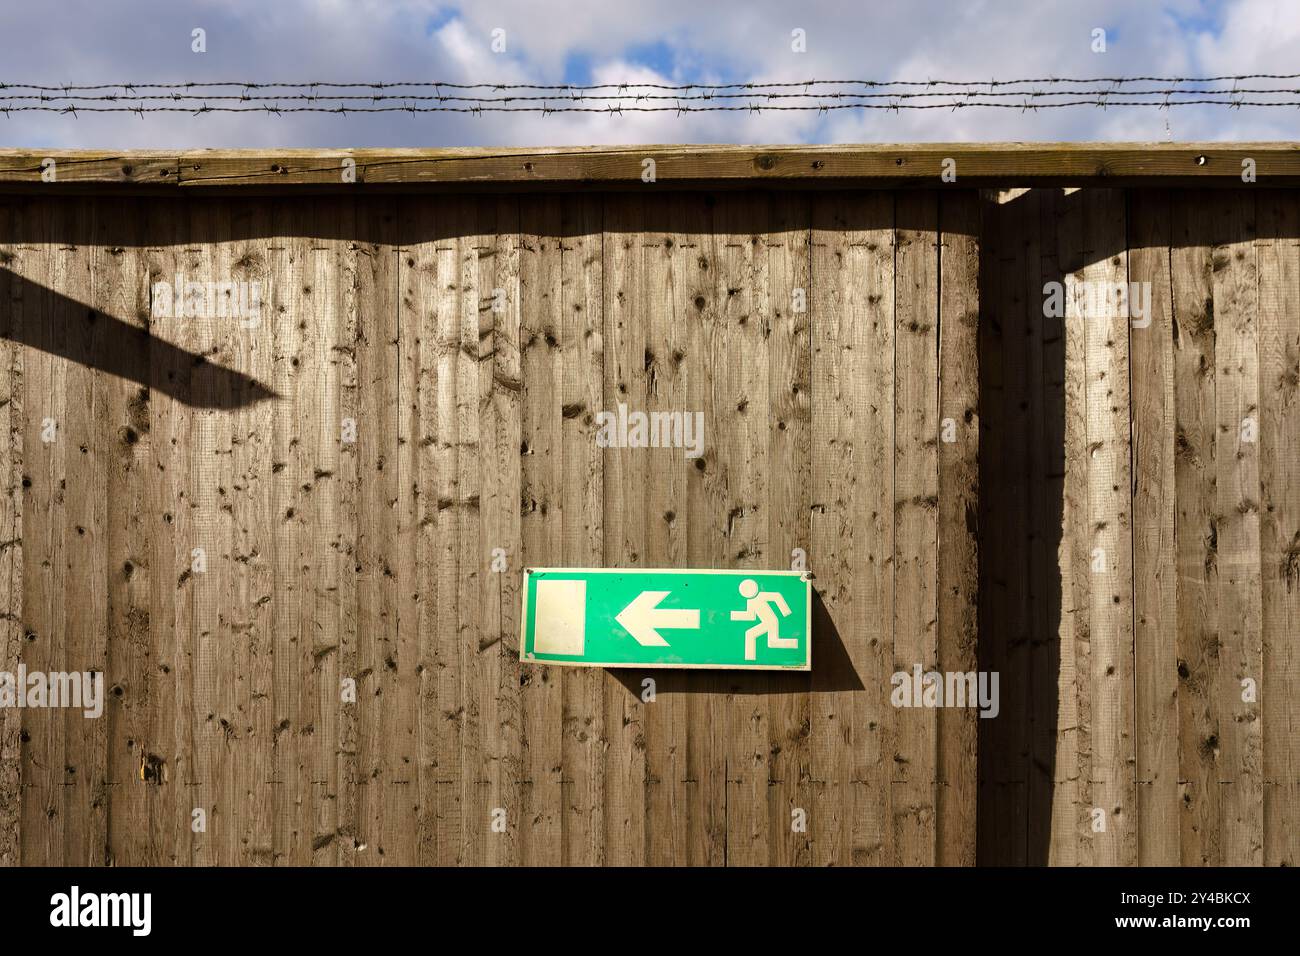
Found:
<box><xmin>521</xmin><ymin>568</ymin><xmax>811</xmax><ymax>671</ymax></box>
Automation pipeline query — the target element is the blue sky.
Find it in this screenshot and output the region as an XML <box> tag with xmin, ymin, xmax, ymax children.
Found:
<box><xmin>1</xmin><ymin>0</ymin><xmax>1297</xmax><ymax>147</ymax></box>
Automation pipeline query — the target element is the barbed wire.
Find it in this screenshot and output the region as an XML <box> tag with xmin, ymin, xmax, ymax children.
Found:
<box><xmin>6</xmin><ymin>100</ymin><xmax>1299</xmax><ymax>117</ymax></box>
<box><xmin>4</xmin><ymin>76</ymin><xmax>1300</xmax><ymax>116</ymax></box>
<box><xmin>4</xmin><ymin>73</ymin><xmax>1300</xmax><ymax>92</ymax></box>
<box><xmin>5</xmin><ymin>87</ymin><xmax>1300</xmax><ymax>103</ymax></box>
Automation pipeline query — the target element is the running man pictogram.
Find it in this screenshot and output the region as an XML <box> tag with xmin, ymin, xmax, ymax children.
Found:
<box><xmin>731</xmin><ymin>578</ymin><xmax>797</xmax><ymax>661</ymax></box>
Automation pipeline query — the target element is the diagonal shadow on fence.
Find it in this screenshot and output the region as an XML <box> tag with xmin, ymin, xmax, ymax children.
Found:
<box><xmin>0</xmin><ymin>268</ymin><xmax>278</xmax><ymax>409</ymax></box>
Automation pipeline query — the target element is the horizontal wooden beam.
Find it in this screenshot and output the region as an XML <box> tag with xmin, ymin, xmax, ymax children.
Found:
<box><xmin>0</xmin><ymin>143</ymin><xmax>1297</xmax><ymax>191</ymax></box>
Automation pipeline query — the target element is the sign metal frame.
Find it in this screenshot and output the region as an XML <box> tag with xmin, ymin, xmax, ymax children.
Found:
<box><xmin>519</xmin><ymin>567</ymin><xmax>813</xmax><ymax>671</ymax></box>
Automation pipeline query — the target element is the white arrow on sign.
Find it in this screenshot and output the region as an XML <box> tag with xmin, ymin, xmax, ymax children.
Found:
<box><xmin>615</xmin><ymin>590</ymin><xmax>700</xmax><ymax>647</ymax></box>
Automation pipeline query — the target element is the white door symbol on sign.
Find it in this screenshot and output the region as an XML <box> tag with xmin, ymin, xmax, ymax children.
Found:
<box><xmin>730</xmin><ymin>579</ymin><xmax>796</xmax><ymax>661</ymax></box>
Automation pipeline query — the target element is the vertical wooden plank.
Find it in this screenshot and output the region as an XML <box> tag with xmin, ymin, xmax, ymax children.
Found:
<box><xmin>682</xmin><ymin>193</ymin><xmax>727</xmax><ymax>868</ymax></box>
<box><xmin>1020</xmin><ymin>187</ymin><xmax>1055</xmax><ymax>864</ymax></box>
<box><xmin>483</xmin><ymin>197</ymin><xmax>523</xmax><ymax>868</ymax></box>
<box><xmin>936</xmin><ymin>191</ymin><xmax>979</xmax><ymax>866</ymax></box>
<box><xmin>1077</xmin><ymin>188</ymin><xmax>1137</xmax><ymax>867</ymax></box>
<box><xmin>638</xmin><ymin>199</ymin><xmax>692</xmax><ymax>866</ymax></box>
<box><xmin>1061</xmin><ymin>187</ymin><xmax>1095</xmax><ymax>865</ymax></box>
<box><xmin>418</xmin><ymin>196</ymin><xmax>524</xmax><ymax>866</ymax></box>
<box><xmin>1128</xmin><ymin>190</ymin><xmax>1181</xmax><ymax>865</ymax></box>
<box><xmin>406</xmin><ymin>196</ymin><xmax>451</xmax><ymax>864</ymax></box>
<box><xmin>385</xmin><ymin>196</ymin><xmax>420</xmax><ymax>868</ymax></box>
<box><xmin>333</xmin><ymin>199</ymin><xmax>362</xmax><ymax>865</ymax></box>
<box><xmin>452</xmin><ymin>199</ymin><xmax>489</xmax><ymax>867</ymax></box>
<box><xmin>405</xmin><ymin>196</ymin><xmax>448</xmax><ymax>864</ymax></box>
<box><xmin>353</xmin><ymin>198</ymin><xmax>410</xmax><ymax>864</ymax></box>
<box><xmin>1021</xmin><ymin>188</ymin><xmax>1052</xmax><ymax>865</ymax></box>
<box><xmin>1170</xmin><ymin>190</ymin><xmax>1221</xmax><ymax>865</ymax></box>
<box><xmin>518</xmin><ymin>196</ymin><xmax>564</xmax><ymax>866</ymax></box>
<box><xmin>424</xmin><ymin>196</ymin><xmax>490</xmax><ymax>865</ymax></box>
<box><xmin>1057</xmin><ymin>188</ymin><xmax>1105</xmax><ymax>865</ymax></box>
<box><xmin>556</xmin><ymin>197</ymin><xmax>604</xmax><ymax>866</ymax></box>
<box><xmin>1029</xmin><ymin>187</ymin><xmax>1081</xmax><ymax>868</ymax></box>
<box><xmin>0</xmin><ymin>197</ymin><xmax>23</xmax><ymax>866</ymax></box>
<box><xmin>270</xmin><ymin>199</ymin><xmax>309</xmax><ymax>864</ymax></box>
<box><xmin>20</xmin><ymin>199</ymin><xmax>78</xmax><ymax>864</ymax></box>
<box><xmin>393</xmin><ymin>200</ymin><xmax>424</xmax><ymax>867</ymax></box>
<box><xmin>978</xmin><ymin>188</ymin><xmax>1029</xmax><ymax>864</ymax></box>
<box><xmin>144</xmin><ymin>197</ymin><xmax>195</xmax><ymax>865</ymax></box>
<box><xmin>362</xmin><ymin>197</ymin><xmax>418</xmax><ymax>870</ymax></box>
<box><xmin>518</xmin><ymin>194</ymin><xmax>604</xmax><ymax>865</ymax></box>
<box><xmin>893</xmin><ymin>192</ymin><xmax>939</xmax><ymax>866</ymax></box>
<box><xmin>713</xmin><ymin>194</ymin><xmax>772</xmax><ymax>867</ymax></box>
<box><xmin>1037</xmin><ymin>189</ymin><xmax>1078</xmax><ymax>867</ymax></box>
<box><xmin>763</xmin><ymin>193</ymin><xmax>813</xmax><ymax>867</ymax></box>
<box><xmin>16</xmin><ymin>197</ymin><xmax>55</xmax><ymax>865</ymax></box>
<box><xmin>306</xmin><ymin>198</ymin><xmax>352</xmax><ymax>866</ymax></box>
<box><xmin>280</xmin><ymin>201</ymin><xmax>347</xmax><ymax>866</ymax></box>
<box><xmin>975</xmin><ymin>189</ymin><xmax>1008</xmax><ymax>864</ymax></box>
<box><xmin>188</xmin><ymin>198</ymin><xmax>237</xmax><ymax>866</ymax></box>
<box><xmin>229</xmin><ymin>200</ymin><xmax>276</xmax><ymax>865</ymax></box>
<box><xmin>1211</xmin><ymin>193</ymin><xmax>1264</xmax><ymax>866</ymax></box>
<box><xmin>810</xmin><ymin>192</ymin><xmax>895</xmax><ymax>866</ymax></box>
<box><xmin>289</xmin><ymin>209</ymin><xmax>329</xmax><ymax>867</ymax></box>
<box><xmin>61</xmin><ymin>198</ymin><xmax>108</xmax><ymax>868</ymax></box>
<box><xmin>99</xmin><ymin>200</ymin><xmax>154</xmax><ymax>866</ymax></box>
<box><xmin>599</xmin><ymin>194</ymin><xmax>648</xmax><ymax>866</ymax></box>
<box><xmin>1258</xmin><ymin>188</ymin><xmax>1300</xmax><ymax>868</ymax></box>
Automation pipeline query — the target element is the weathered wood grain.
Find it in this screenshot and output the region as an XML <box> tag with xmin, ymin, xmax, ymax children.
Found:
<box><xmin>809</xmin><ymin>192</ymin><xmax>895</xmax><ymax>865</ymax></box>
<box><xmin>763</xmin><ymin>193</ymin><xmax>813</xmax><ymax>867</ymax></box>
<box><xmin>11</xmin><ymin>185</ymin><xmax>1297</xmax><ymax>868</ymax></box>
<box><xmin>62</xmin><ymin>198</ymin><xmax>108</xmax><ymax>867</ymax></box>
<box><xmin>680</xmin><ymin>193</ymin><xmax>726</xmax><ymax>867</ymax></box>
<box><xmin>230</xmin><ymin>200</ymin><xmax>277</xmax><ymax>865</ymax></box>
<box><xmin>353</xmin><ymin>198</ymin><xmax>409</xmax><ymax>864</ymax></box>
<box><xmin>1036</xmin><ymin>188</ymin><xmax>1077</xmax><ymax>868</ymax></box>
<box><xmin>935</xmin><ymin>191</ymin><xmax>980</xmax><ymax>866</ymax></box>
<box><xmin>6</xmin><ymin>146</ymin><xmax>1300</xmax><ymax>191</ymax></box>
<box><xmin>99</xmin><ymin>200</ymin><xmax>153</xmax><ymax>866</ymax></box>
<box><xmin>712</xmin><ymin>194</ymin><xmax>772</xmax><ymax>867</ymax></box>
<box><xmin>978</xmin><ymin>187</ymin><xmax>1030</xmax><ymax>864</ymax></box>
<box><xmin>143</xmin><ymin>198</ymin><xmax>195</xmax><ymax>864</ymax></box>
<box><xmin>1170</xmin><ymin>190</ymin><xmax>1223</xmax><ymax>866</ymax></box>
<box><xmin>519</xmin><ymin>196</ymin><xmax>565</xmax><ymax>866</ymax></box>
<box><xmin>269</xmin><ymin>199</ymin><xmax>309</xmax><ymax>865</ymax></box>
<box><xmin>18</xmin><ymin>199</ymin><xmax>77</xmax><ymax>864</ymax></box>
<box><xmin>188</xmin><ymin>199</ymin><xmax>236</xmax><ymax>866</ymax></box>
<box><xmin>893</xmin><ymin>192</ymin><xmax>940</xmax><ymax>865</ymax></box>
<box><xmin>1256</xmin><ymin>189</ymin><xmax>1300</xmax><ymax>868</ymax></box>
<box><xmin>555</xmin><ymin>197</ymin><xmax>605</xmax><ymax>866</ymax></box>
<box><xmin>333</xmin><ymin>199</ymin><xmax>363</xmax><ymax>868</ymax></box>
<box><xmin>599</xmin><ymin>194</ymin><xmax>649</xmax><ymax>865</ymax></box>
<box><xmin>1210</xmin><ymin>193</ymin><xmax>1264</xmax><ymax>866</ymax></box>
<box><xmin>1025</xmin><ymin>187</ymin><xmax>1063</xmax><ymax>866</ymax></box>
<box><xmin>0</xmin><ymin>197</ymin><xmax>22</xmax><ymax>866</ymax></box>
<box><xmin>1079</xmin><ymin>188</ymin><xmax>1137</xmax><ymax>867</ymax></box>
<box><xmin>1127</xmin><ymin>190</ymin><xmax>1180</xmax><ymax>866</ymax></box>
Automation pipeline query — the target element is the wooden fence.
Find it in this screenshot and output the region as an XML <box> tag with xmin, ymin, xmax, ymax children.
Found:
<box><xmin>0</xmin><ymin>146</ymin><xmax>1296</xmax><ymax>866</ymax></box>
